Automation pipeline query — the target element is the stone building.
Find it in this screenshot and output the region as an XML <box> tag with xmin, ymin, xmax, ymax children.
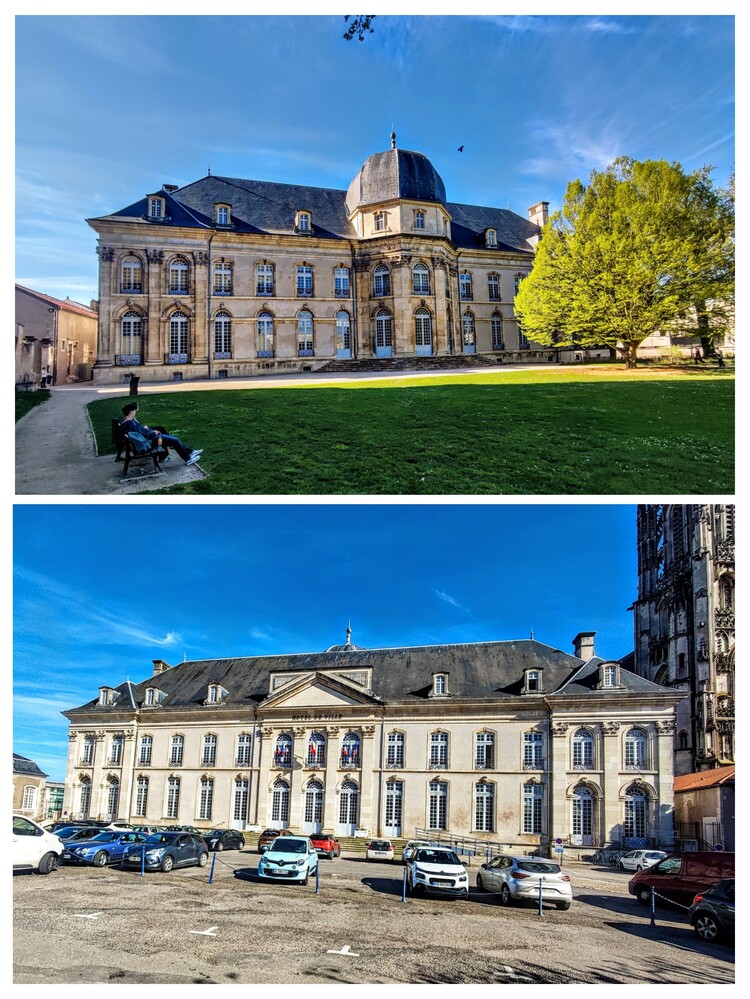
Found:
<box><xmin>61</xmin><ymin>630</ymin><xmax>682</xmax><ymax>855</ymax></box>
<box><xmin>630</xmin><ymin>504</ymin><xmax>735</xmax><ymax>776</ymax></box>
<box><xmin>87</xmin><ymin>134</ymin><xmax>553</xmax><ymax>385</ymax></box>
<box><xmin>13</xmin><ymin>753</ymin><xmax>49</xmax><ymax>822</ymax></box>
<box><xmin>15</xmin><ymin>284</ymin><xmax>98</xmax><ymax>388</ymax></box>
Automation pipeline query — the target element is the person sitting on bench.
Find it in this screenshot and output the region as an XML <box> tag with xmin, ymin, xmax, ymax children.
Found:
<box><xmin>119</xmin><ymin>402</ymin><xmax>203</xmax><ymax>465</ymax></box>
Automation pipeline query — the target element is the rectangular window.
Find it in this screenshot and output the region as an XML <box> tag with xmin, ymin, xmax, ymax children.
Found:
<box><xmin>523</xmin><ymin>732</ymin><xmax>543</xmax><ymax>769</ymax></box>
<box><xmin>334</xmin><ymin>267</ymin><xmax>350</xmax><ymax>298</ymax></box>
<box><xmin>386</xmin><ymin>732</ymin><xmax>404</xmax><ymax>768</ymax></box>
<box><xmin>199</xmin><ymin>780</ymin><xmax>213</xmax><ymax>821</ymax></box>
<box><xmin>475</xmin><ymin>785</ymin><xmax>494</xmax><ymax>832</ymax></box>
<box><xmin>166</xmin><ymin>779</ymin><xmax>180</xmax><ymax>820</ymax></box>
<box><xmin>491</xmin><ymin>318</ymin><xmax>504</xmax><ymax>350</ymax></box>
<box><xmin>429</xmin><ymin>732</ymin><xmax>449</xmax><ymax>769</ymax></box>
<box><xmin>518</xmin><ymin>330</ymin><xmax>530</xmax><ymax>349</ymax></box>
<box><xmin>81</xmin><ymin>739</ymin><xmax>94</xmax><ymax>766</ymax></box>
<box><xmin>110</xmin><ymin>737</ymin><xmax>123</xmax><ymax>765</ymax></box>
<box><xmin>428</xmin><ymin>782</ymin><xmax>447</xmax><ymax>830</ymax></box>
<box><xmin>22</xmin><ymin>786</ymin><xmax>37</xmax><ymax>811</ymax></box>
<box><xmin>202</xmin><ymin>735</ymin><xmax>217</xmax><ymax>767</ymax></box>
<box><xmin>488</xmin><ymin>274</ymin><xmax>501</xmax><ymax>301</ymax></box>
<box><xmin>296</xmin><ymin>265</ymin><xmax>313</xmax><ymax>297</ymax></box>
<box><xmin>460</xmin><ymin>273</ymin><xmax>473</xmax><ymax>300</ymax></box>
<box><xmin>149</xmin><ymin>198</ymin><xmax>161</xmax><ymax>219</ymax></box>
<box><xmin>170</xmin><ymin>736</ymin><xmax>184</xmax><ymax>767</ymax></box>
<box><xmin>236</xmin><ymin>735</ymin><xmax>252</xmax><ymax>767</ymax></box>
<box><xmin>375</xmin><ymin>212</ymin><xmax>385</xmax><ymax>232</ymax></box>
<box><xmin>217</xmin><ymin>206</ymin><xmax>229</xmax><ymax>225</ymax></box>
<box><xmin>256</xmin><ymin>264</ymin><xmax>274</xmax><ymax>297</ymax></box>
<box><xmin>139</xmin><ymin>736</ymin><xmax>152</xmax><ymax>766</ymax></box>
<box><xmin>475</xmin><ymin>732</ymin><xmax>495</xmax><ymax>769</ymax></box>
<box><xmin>233</xmin><ymin>780</ymin><xmax>249</xmax><ymax>822</ymax></box>
<box><xmin>136</xmin><ymin>778</ymin><xmax>149</xmax><ymax>816</ymax></box>
<box><xmin>415</xmin><ymin>211</ymin><xmax>425</xmax><ymax>229</ymax></box>
<box><xmin>523</xmin><ymin>784</ymin><xmax>543</xmax><ymax>834</ymax></box>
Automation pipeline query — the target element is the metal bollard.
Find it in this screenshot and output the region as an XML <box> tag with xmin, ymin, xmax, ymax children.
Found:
<box><xmin>538</xmin><ymin>879</ymin><xmax>544</xmax><ymax>918</ymax></box>
<box><xmin>402</xmin><ymin>866</ymin><xmax>407</xmax><ymax>904</ymax></box>
<box><xmin>141</xmin><ymin>845</ymin><xmax>146</xmax><ymax>877</ymax></box>
<box><xmin>209</xmin><ymin>852</ymin><xmax>217</xmax><ymax>884</ymax></box>
<box><xmin>315</xmin><ymin>863</ymin><xmax>320</xmax><ymax>894</ymax></box>
<box><xmin>649</xmin><ymin>886</ymin><xmax>656</xmax><ymax>926</ymax></box>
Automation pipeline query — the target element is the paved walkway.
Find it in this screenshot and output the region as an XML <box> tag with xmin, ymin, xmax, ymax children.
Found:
<box><xmin>15</xmin><ymin>365</ymin><xmax>546</xmax><ymax>496</ymax></box>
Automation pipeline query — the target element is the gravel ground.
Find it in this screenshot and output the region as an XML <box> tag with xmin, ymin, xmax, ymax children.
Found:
<box><xmin>13</xmin><ymin>854</ymin><xmax>734</xmax><ymax>985</ymax></box>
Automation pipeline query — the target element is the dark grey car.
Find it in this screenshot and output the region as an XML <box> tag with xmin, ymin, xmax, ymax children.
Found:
<box><xmin>689</xmin><ymin>878</ymin><xmax>735</xmax><ymax>942</ymax></box>
<box><xmin>122</xmin><ymin>832</ymin><xmax>209</xmax><ymax>872</ymax></box>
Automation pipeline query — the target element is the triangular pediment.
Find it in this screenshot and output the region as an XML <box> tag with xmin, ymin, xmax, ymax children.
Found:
<box><xmin>261</xmin><ymin>671</ymin><xmax>380</xmax><ymax>710</ymax></box>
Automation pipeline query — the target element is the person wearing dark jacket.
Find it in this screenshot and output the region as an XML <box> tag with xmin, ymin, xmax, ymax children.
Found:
<box><xmin>119</xmin><ymin>402</ymin><xmax>203</xmax><ymax>465</ymax></box>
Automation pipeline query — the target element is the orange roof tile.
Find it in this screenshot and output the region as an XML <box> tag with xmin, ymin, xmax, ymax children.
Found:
<box><xmin>674</xmin><ymin>766</ymin><xmax>735</xmax><ymax>793</ymax></box>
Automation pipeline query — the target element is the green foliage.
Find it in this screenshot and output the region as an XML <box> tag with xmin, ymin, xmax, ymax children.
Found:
<box><xmin>515</xmin><ymin>158</ymin><xmax>735</xmax><ymax>367</ymax></box>
<box><xmin>87</xmin><ymin>369</ymin><xmax>733</xmax><ymax>495</ymax></box>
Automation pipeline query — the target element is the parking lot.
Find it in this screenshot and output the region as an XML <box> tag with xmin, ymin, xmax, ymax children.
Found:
<box><xmin>14</xmin><ymin>854</ymin><xmax>735</xmax><ymax>985</ymax></box>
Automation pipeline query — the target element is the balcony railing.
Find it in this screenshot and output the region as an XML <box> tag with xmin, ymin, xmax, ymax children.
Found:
<box><xmin>166</xmin><ymin>353</ymin><xmax>190</xmax><ymax>365</ymax></box>
<box><xmin>116</xmin><ymin>354</ymin><xmax>142</xmax><ymax>366</ymax></box>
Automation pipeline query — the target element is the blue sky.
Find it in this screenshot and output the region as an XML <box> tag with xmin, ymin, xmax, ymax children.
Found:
<box><xmin>14</xmin><ymin>503</ymin><xmax>639</xmax><ymax>781</ymax></box>
<box><xmin>14</xmin><ymin>11</ymin><xmax>735</xmax><ymax>305</ymax></box>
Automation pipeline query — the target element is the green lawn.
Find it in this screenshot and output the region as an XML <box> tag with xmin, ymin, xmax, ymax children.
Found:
<box><xmin>87</xmin><ymin>367</ymin><xmax>734</xmax><ymax>494</ymax></box>
<box><xmin>16</xmin><ymin>388</ymin><xmax>51</xmax><ymax>422</ymax></box>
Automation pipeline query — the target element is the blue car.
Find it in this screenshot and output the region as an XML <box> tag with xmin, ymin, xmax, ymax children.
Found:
<box><xmin>122</xmin><ymin>832</ymin><xmax>209</xmax><ymax>872</ymax></box>
<box><xmin>257</xmin><ymin>836</ymin><xmax>319</xmax><ymax>884</ymax></box>
<box><xmin>64</xmin><ymin>830</ymin><xmax>147</xmax><ymax>867</ymax></box>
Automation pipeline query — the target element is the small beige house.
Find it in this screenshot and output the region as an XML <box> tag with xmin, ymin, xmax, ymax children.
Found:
<box><xmin>15</xmin><ymin>284</ymin><xmax>98</xmax><ymax>388</ymax></box>
<box><xmin>13</xmin><ymin>753</ymin><xmax>49</xmax><ymax>822</ymax></box>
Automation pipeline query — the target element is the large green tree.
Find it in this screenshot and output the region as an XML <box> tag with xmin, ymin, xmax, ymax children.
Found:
<box><xmin>515</xmin><ymin>158</ymin><xmax>735</xmax><ymax>367</ymax></box>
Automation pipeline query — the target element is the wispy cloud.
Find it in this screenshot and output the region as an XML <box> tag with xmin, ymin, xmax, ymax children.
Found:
<box><xmin>432</xmin><ymin>589</ymin><xmax>471</xmax><ymax>614</ymax></box>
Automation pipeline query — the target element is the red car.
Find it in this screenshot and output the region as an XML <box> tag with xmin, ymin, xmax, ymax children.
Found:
<box><xmin>309</xmin><ymin>833</ymin><xmax>341</xmax><ymax>859</ymax></box>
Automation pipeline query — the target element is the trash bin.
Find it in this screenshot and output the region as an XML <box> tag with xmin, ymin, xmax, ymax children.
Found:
<box><xmin>129</xmin><ymin>375</ymin><xmax>140</xmax><ymax>396</ymax></box>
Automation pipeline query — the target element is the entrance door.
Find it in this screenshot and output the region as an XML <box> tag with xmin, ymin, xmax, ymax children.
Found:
<box><xmin>384</xmin><ymin>781</ymin><xmax>403</xmax><ymax>838</ymax></box>
<box><xmin>375</xmin><ymin>312</ymin><xmax>393</xmax><ymax>358</ymax></box>
<box><xmin>415</xmin><ymin>309</ymin><xmax>432</xmax><ymax>356</ymax></box>
<box><xmin>302</xmin><ymin>780</ymin><xmax>323</xmax><ymax>835</ymax></box>
<box><xmin>231</xmin><ymin>779</ymin><xmax>249</xmax><ymax>830</ymax></box>
<box><xmin>336</xmin><ymin>312</ymin><xmax>352</xmax><ymax>359</ymax></box>
<box><xmin>336</xmin><ymin>780</ymin><xmax>359</xmax><ymax>837</ymax></box>
<box><xmin>463</xmin><ymin>313</ymin><xmax>476</xmax><ymax>354</ymax></box>
<box><xmin>572</xmin><ymin>787</ymin><xmax>594</xmax><ymax>847</ymax></box>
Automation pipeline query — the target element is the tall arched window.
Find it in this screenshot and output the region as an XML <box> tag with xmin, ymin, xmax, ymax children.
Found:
<box><xmin>373</xmin><ymin>265</ymin><xmax>391</xmax><ymax>297</ymax></box>
<box><xmin>475</xmin><ymin>732</ymin><xmax>495</xmax><ymax>769</ymax></box>
<box><xmin>201</xmin><ymin>734</ymin><xmax>217</xmax><ymax>767</ymax></box>
<box><xmin>169</xmin><ymin>312</ymin><xmax>189</xmax><ymax>361</ymax></box>
<box><xmin>213</xmin><ymin>260</ymin><xmax>233</xmax><ymax>295</ymax></box>
<box><xmin>297</xmin><ymin>310</ymin><xmax>314</xmax><ymax>355</ymax></box>
<box><xmin>523</xmin><ymin>782</ymin><xmax>543</xmax><ymax>833</ymax></box>
<box><xmin>257</xmin><ymin>311</ymin><xmax>275</xmax><ymax>357</ymax></box>
<box><xmin>106</xmin><ymin>778</ymin><xmax>120</xmax><ymax>819</ymax></box>
<box><xmin>166</xmin><ymin>776</ymin><xmax>181</xmax><ymax>819</ymax></box>
<box><xmin>169</xmin><ymin>257</ymin><xmax>189</xmax><ymax>294</ymax></box>
<box><xmin>334</xmin><ymin>267</ymin><xmax>350</xmax><ymax>298</ymax></box>
<box><xmin>428</xmin><ymin>780</ymin><xmax>448</xmax><ymax>830</ymax></box>
<box><xmin>625</xmin><ymin>729</ymin><xmax>648</xmax><ymax>769</ymax></box>
<box><xmin>274</xmin><ymin>734</ymin><xmax>292</xmax><ymax>768</ymax></box>
<box><xmin>385</xmin><ymin>780</ymin><xmax>403</xmax><ymax>836</ymax></box>
<box><xmin>429</xmin><ymin>732</ymin><xmax>449</xmax><ymax>769</ymax></box>
<box><xmin>199</xmin><ymin>777</ymin><xmax>214</xmax><ymax>820</ymax></box>
<box><xmin>304</xmin><ymin>779</ymin><xmax>324</xmax><ymax>825</ymax></box>
<box><xmin>306</xmin><ymin>732</ymin><xmax>326</xmax><ymax>767</ymax></box>
<box><xmin>412</xmin><ymin>263</ymin><xmax>430</xmax><ymax>294</ymax></box>
<box><xmin>572</xmin><ymin>786</ymin><xmax>594</xmax><ymax>839</ymax></box>
<box><xmin>387</xmin><ymin>732</ymin><xmax>405</xmax><ymax>768</ymax></box>
<box><xmin>475</xmin><ymin>782</ymin><xmax>495</xmax><ymax>832</ymax></box>
<box><xmin>81</xmin><ymin>735</ymin><xmax>95</xmax><ymax>766</ymax></box>
<box><xmin>271</xmin><ymin>779</ymin><xmax>290</xmax><ymax>825</ymax></box>
<box><xmin>491</xmin><ymin>313</ymin><xmax>504</xmax><ymax>350</ymax></box>
<box><xmin>120</xmin><ymin>311</ymin><xmax>143</xmax><ymax>362</ymax></box>
<box><xmin>338</xmin><ymin>779</ymin><xmax>359</xmax><ymax>827</ymax></box>
<box><xmin>573</xmin><ymin>729</ymin><xmax>594</xmax><ymax>769</ymax></box>
<box><xmin>459</xmin><ymin>272</ymin><xmax>473</xmax><ymax>300</ymax></box>
<box><xmin>135</xmin><ymin>775</ymin><xmax>149</xmax><ymax>816</ymax></box>
<box><xmin>236</xmin><ymin>734</ymin><xmax>252</xmax><ymax>767</ymax></box>
<box><xmin>336</xmin><ymin>311</ymin><xmax>351</xmax><ymax>355</ymax></box>
<box><xmin>79</xmin><ymin>776</ymin><xmax>91</xmax><ymax>817</ymax></box>
<box><xmin>121</xmin><ymin>255</ymin><xmax>142</xmax><ymax>293</ymax></box>
<box><xmin>624</xmin><ymin>786</ymin><xmax>648</xmax><ymax>840</ymax></box>
<box><xmin>462</xmin><ymin>311</ymin><xmax>476</xmax><ymax>349</ymax></box>
<box><xmin>340</xmin><ymin>732</ymin><xmax>360</xmax><ymax>768</ymax></box>
<box><xmin>170</xmin><ymin>735</ymin><xmax>184</xmax><ymax>767</ymax></box>
<box><xmin>414</xmin><ymin>308</ymin><xmax>432</xmax><ymax>353</ymax></box>
<box><xmin>233</xmin><ymin>778</ymin><xmax>249</xmax><ymax>823</ymax></box>
<box><xmin>109</xmin><ymin>735</ymin><xmax>123</xmax><ymax>765</ymax></box>
<box><xmin>214</xmin><ymin>311</ymin><xmax>232</xmax><ymax>358</ymax></box>
<box><xmin>375</xmin><ymin>309</ymin><xmax>393</xmax><ymax>351</ymax></box>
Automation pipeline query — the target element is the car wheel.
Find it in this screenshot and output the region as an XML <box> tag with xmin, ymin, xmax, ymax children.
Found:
<box><xmin>694</xmin><ymin>913</ymin><xmax>721</xmax><ymax>942</ymax></box>
<box><xmin>619</xmin><ymin>861</ymin><xmax>626</xmax><ymax>871</ymax></box>
<box><xmin>198</xmin><ymin>852</ymin><xmax>208</xmax><ymax>867</ymax></box>
<box><xmin>301</xmin><ymin>870</ymin><xmax>309</xmax><ymax>886</ymax></box>
<box><xmin>238</xmin><ymin>839</ymin><xmax>245</xmax><ymax>850</ymax></box>
<box><xmin>161</xmin><ymin>855</ymin><xmax>175</xmax><ymax>873</ymax></box>
<box><xmin>499</xmin><ymin>884</ymin><xmax>513</xmax><ymax>907</ymax></box>
<box><xmin>556</xmin><ymin>901</ymin><xmax>571</xmax><ymax>911</ymax></box>
<box><xmin>477</xmin><ymin>874</ymin><xmax>484</xmax><ymax>891</ymax></box>
<box><xmin>37</xmin><ymin>851</ymin><xmax>59</xmax><ymax>875</ymax></box>
<box><xmin>216</xmin><ymin>841</ymin><xmax>224</xmax><ymax>852</ymax></box>
<box><xmin>636</xmin><ymin>865</ymin><xmax>644</xmax><ymax>872</ymax></box>
<box><xmin>93</xmin><ymin>851</ymin><xmax>108</xmax><ymax>868</ymax></box>
<box><xmin>637</xmin><ymin>886</ymin><xmax>652</xmax><ymax>906</ymax></box>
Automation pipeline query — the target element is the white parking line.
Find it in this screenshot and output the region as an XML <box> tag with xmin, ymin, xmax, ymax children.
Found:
<box><xmin>73</xmin><ymin>913</ymin><xmax>103</xmax><ymax>920</ymax></box>
<box><xmin>189</xmin><ymin>927</ymin><xmax>219</xmax><ymax>937</ymax></box>
<box><xmin>326</xmin><ymin>945</ymin><xmax>359</xmax><ymax>957</ymax></box>
<box><xmin>494</xmin><ymin>965</ymin><xmax>532</xmax><ymax>981</ymax></box>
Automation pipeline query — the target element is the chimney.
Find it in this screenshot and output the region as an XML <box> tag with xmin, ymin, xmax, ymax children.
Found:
<box><xmin>572</xmin><ymin>632</ymin><xmax>596</xmax><ymax>660</ymax></box>
<box><xmin>528</xmin><ymin>201</ymin><xmax>549</xmax><ymax>228</ymax></box>
<box><xmin>162</xmin><ymin>184</ymin><xmax>178</xmax><ymax>193</ymax></box>
<box><xmin>152</xmin><ymin>659</ymin><xmax>172</xmax><ymax>675</ymax></box>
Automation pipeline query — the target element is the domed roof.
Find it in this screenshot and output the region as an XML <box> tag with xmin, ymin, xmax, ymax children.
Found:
<box><xmin>346</xmin><ymin>145</ymin><xmax>447</xmax><ymax>213</ymax></box>
<box><xmin>325</xmin><ymin>625</ymin><xmax>366</xmax><ymax>654</ymax></box>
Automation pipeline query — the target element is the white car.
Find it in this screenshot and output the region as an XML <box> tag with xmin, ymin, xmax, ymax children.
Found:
<box><xmin>366</xmin><ymin>839</ymin><xmax>394</xmax><ymax>861</ymax></box>
<box><xmin>476</xmin><ymin>854</ymin><xmax>573</xmax><ymax>910</ymax></box>
<box><xmin>407</xmin><ymin>846</ymin><xmax>469</xmax><ymax>898</ymax></box>
<box><xmin>13</xmin><ymin>815</ymin><xmax>64</xmax><ymax>874</ymax></box>
<box><xmin>618</xmin><ymin>849</ymin><xmax>668</xmax><ymax>872</ymax></box>
<box><xmin>402</xmin><ymin>839</ymin><xmax>432</xmax><ymax>863</ymax></box>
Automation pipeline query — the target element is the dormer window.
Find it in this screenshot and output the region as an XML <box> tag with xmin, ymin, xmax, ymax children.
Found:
<box><xmin>216</xmin><ymin>203</ymin><xmax>231</xmax><ymax>226</ymax></box>
<box><xmin>523</xmin><ymin>668</ymin><xmax>543</xmax><ymax>693</ymax></box>
<box><xmin>375</xmin><ymin>211</ymin><xmax>386</xmax><ymax>232</ymax></box>
<box><xmin>206</xmin><ymin>684</ymin><xmax>227</xmax><ymax>704</ymax></box>
<box><xmin>148</xmin><ymin>196</ymin><xmax>165</xmax><ymax>220</ymax></box>
<box><xmin>485</xmin><ymin>228</ymin><xmax>497</xmax><ymax>248</ymax></box>
<box><xmin>144</xmin><ymin>687</ymin><xmax>165</xmax><ymax>706</ymax></box>
<box><xmin>414</xmin><ymin>210</ymin><xmax>425</xmax><ymax>230</ymax></box>
<box><xmin>296</xmin><ymin>211</ymin><xmax>311</xmax><ymax>233</ymax></box>
<box><xmin>98</xmin><ymin>687</ymin><xmax>116</xmax><ymax>706</ymax></box>
<box><xmin>600</xmin><ymin>663</ymin><xmax>620</xmax><ymax>688</ymax></box>
<box><xmin>431</xmin><ymin>672</ymin><xmax>449</xmax><ymax>696</ymax></box>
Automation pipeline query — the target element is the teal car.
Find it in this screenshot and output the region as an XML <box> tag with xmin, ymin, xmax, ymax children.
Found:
<box><xmin>257</xmin><ymin>836</ymin><xmax>318</xmax><ymax>884</ymax></box>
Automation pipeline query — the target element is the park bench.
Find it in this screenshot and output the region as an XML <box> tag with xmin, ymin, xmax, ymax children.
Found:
<box><xmin>112</xmin><ymin>419</ymin><xmax>170</xmax><ymax>478</ymax></box>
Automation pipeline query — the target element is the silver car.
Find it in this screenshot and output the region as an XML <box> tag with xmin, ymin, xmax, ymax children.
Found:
<box><xmin>476</xmin><ymin>854</ymin><xmax>573</xmax><ymax>910</ymax></box>
<box><xmin>618</xmin><ymin>849</ymin><xmax>667</xmax><ymax>872</ymax></box>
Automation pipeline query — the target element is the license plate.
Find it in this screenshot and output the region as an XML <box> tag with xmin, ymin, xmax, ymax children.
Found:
<box><xmin>431</xmin><ymin>879</ymin><xmax>452</xmax><ymax>886</ymax></box>
<box><xmin>62</xmin><ymin>852</ymin><xmax>71</xmax><ymax>859</ymax></box>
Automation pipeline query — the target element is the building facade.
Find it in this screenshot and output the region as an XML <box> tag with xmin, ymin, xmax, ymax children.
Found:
<box><xmin>62</xmin><ymin>630</ymin><xmax>682</xmax><ymax>854</ymax></box>
<box><xmin>15</xmin><ymin>284</ymin><xmax>98</xmax><ymax>388</ymax></box>
<box><xmin>87</xmin><ymin>135</ymin><xmax>555</xmax><ymax>385</ymax></box>
<box><xmin>13</xmin><ymin>753</ymin><xmax>49</xmax><ymax>822</ymax></box>
<box><xmin>630</xmin><ymin>504</ymin><xmax>735</xmax><ymax>776</ymax></box>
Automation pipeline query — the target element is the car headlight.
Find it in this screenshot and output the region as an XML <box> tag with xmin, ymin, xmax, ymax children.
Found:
<box><xmin>296</xmin><ymin>859</ymin><xmax>305</xmax><ymax>867</ymax></box>
<box><xmin>458</xmin><ymin>875</ymin><xmax>467</xmax><ymax>882</ymax></box>
<box><xmin>415</xmin><ymin>870</ymin><xmax>427</xmax><ymax>880</ymax></box>
<box><xmin>145</xmin><ymin>850</ymin><xmax>161</xmax><ymax>859</ymax></box>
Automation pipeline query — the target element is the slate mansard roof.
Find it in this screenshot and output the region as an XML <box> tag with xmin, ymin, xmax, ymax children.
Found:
<box><xmin>13</xmin><ymin>753</ymin><xmax>48</xmax><ymax>778</ymax></box>
<box><xmin>87</xmin><ymin>147</ymin><xmax>539</xmax><ymax>255</ymax></box>
<box><xmin>65</xmin><ymin>638</ymin><xmax>670</xmax><ymax>717</ymax></box>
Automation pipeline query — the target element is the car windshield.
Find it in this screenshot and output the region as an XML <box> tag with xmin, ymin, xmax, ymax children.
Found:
<box><xmin>145</xmin><ymin>833</ymin><xmax>178</xmax><ymax>844</ymax></box>
<box><xmin>416</xmin><ymin>850</ymin><xmax>459</xmax><ymax>865</ymax></box>
<box><xmin>87</xmin><ymin>832</ymin><xmax>118</xmax><ymax>843</ymax></box>
<box><xmin>205</xmin><ymin>830</ymin><xmax>222</xmax><ymax>836</ymax></box>
<box><xmin>516</xmin><ymin>861</ymin><xmax>561</xmax><ymax>874</ymax></box>
<box><xmin>370</xmin><ymin>841</ymin><xmax>390</xmax><ymax>849</ymax></box>
<box><xmin>273</xmin><ymin>839</ymin><xmax>307</xmax><ymax>854</ymax></box>
<box><xmin>645</xmin><ymin>852</ymin><xmax>665</xmax><ymax>859</ymax></box>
